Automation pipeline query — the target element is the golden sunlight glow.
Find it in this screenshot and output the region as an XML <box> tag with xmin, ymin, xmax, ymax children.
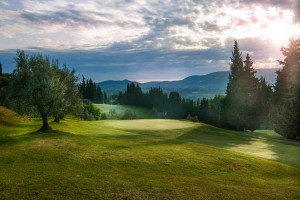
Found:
<box><xmin>222</xmin><ymin>6</ymin><xmax>300</xmax><ymax>46</ymax></box>
<box><xmin>264</xmin><ymin>21</ymin><xmax>300</xmax><ymax>45</ymax></box>
<box><xmin>257</xmin><ymin>8</ymin><xmax>300</xmax><ymax>45</ymax></box>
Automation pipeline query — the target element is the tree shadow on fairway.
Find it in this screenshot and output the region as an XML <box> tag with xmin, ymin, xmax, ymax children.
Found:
<box><xmin>0</xmin><ymin>128</ymin><xmax>82</xmax><ymax>146</ymax></box>
<box><xmin>177</xmin><ymin>124</ymin><xmax>300</xmax><ymax>167</ymax></box>
<box><xmin>177</xmin><ymin>125</ymin><xmax>254</xmax><ymax>148</ymax></box>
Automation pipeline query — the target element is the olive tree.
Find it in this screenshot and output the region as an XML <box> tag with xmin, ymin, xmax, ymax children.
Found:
<box><xmin>12</xmin><ymin>50</ymin><xmax>82</xmax><ymax>131</ymax></box>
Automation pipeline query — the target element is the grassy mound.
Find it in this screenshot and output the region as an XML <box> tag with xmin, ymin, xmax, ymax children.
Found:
<box><xmin>0</xmin><ymin>118</ymin><xmax>299</xmax><ymax>199</ymax></box>
<box><xmin>104</xmin><ymin>119</ymin><xmax>197</xmax><ymax>130</ymax></box>
<box><xmin>0</xmin><ymin>106</ymin><xmax>29</xmax><ymax>126</ymax></box>
<box><xmin>95</xmin><ymin>104</ymin><xmax>158</xmax><ymax>119</ymax></box>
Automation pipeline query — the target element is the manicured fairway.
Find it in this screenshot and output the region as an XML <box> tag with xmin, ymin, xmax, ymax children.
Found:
<box><xmin>0</xmin><ymin>108</ymin><xmax>299</xmax><ymax>199</ymax></box>
<box><xmin>104</xmin><ymin>119</ymin><xmax>196</xmax><ymax>130</ymax></box>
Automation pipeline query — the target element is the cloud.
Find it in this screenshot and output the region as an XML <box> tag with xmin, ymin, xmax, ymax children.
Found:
<box><xmin>0</xmin><ymin>0</ymin><xmax>8</xmax><ymax>6</ymax></box>
<box><xmin>1</xmin><ymin>0</ymin><xmax>299</xmax><ymax>50</ymax></box>
<box><xmin>239</xmin><ymin>0</ymin><xmax>300</xmax><ymax>22</ymax></box>
<box><xmin>0</xmin><ymin>0</ymin><xmax>298</xmax><ymax>81</ymax></box>
<box><xmin>0</xmin><ymin>0</ymin><xmax>150</xmax><ymax>49</ymax></box>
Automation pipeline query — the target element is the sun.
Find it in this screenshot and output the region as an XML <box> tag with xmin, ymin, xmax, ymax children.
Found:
<box><xmin>260</xmin><ymin>8</ymin><xmax>300</xmax><ymax>45</ymax></box>
<box><xmin>221</xmin><ymin>6</ymin><xmax>300</xmax><ymax>46</ymax></box>
<box><xmin>264</xmin><ymin>20</ymin><xmax>300</xmax><ymax>45</ymax></box>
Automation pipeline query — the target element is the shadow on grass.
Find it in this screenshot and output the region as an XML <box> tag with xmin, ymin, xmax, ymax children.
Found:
<box><xmin>177</xmin><ymin>124</ymin><xmax>300</xmax><ymax>167</ymax></box>
<box><xmin>177</xmin><ymin>125</ymin><xmax>254</xmax><ymax>148</ymax></box>
<box><xmin>0</xmin><ymin>128</ymin><xmax>82</xmax><ymax>146</ymax></box>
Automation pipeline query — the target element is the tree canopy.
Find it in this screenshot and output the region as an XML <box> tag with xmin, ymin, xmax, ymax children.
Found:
<box><xmin>12</xmin><ymin>50</ymin><xmax>82</xmax><ymax>130</ymax></box>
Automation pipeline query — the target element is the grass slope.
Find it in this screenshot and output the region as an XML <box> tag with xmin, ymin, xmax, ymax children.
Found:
<box><xmin>0</xmin><ymin>111</ymin><xmax>299</xmax><ymax>199</ymax></box>
<box><xmin>95</xmin><ymin>104</ymin><xmax>158</xmax><ymax>119</ymax></box>
<box><xmin>0</xmin><ymin>106</ymin><xmax>29</xmax><ymax>126</ymax></box>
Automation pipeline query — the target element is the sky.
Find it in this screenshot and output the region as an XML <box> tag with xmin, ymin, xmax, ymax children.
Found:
<box><xmin>1</xmin><ymin>0</ymin><xmax>300</xmax><ymax>82</ymax></box>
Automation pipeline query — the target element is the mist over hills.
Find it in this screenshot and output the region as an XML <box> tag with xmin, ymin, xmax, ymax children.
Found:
<box><xmin>98</xmin><ymin>68</ymin><xmax>278</xmax><ymax>100</ymax></box>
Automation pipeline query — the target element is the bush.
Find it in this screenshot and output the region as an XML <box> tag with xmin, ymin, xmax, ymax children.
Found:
<box><xmin>101</xmin><ymin>113</ymin><xmax>107</xmax><ymax>120</ymax></box>
<box><xmin>81</xmin><ymin>99</ymin><xmax>101</xmax><ymax>121</ymax></box>
<box><xmin>82</xmin><ymin>109</ymin><xmax>95</xmax><ymax>121</ymax></box>
<box><xmin>121</xmin><ymin>109</ymin><xmax>137</xmax><ymax>120</ymax></box>
<box><xmin>152</xmin><ymin>108</ymin><xmax>167</xmax><ymax>119</ymax></box>
<box><xmin>186</xmin><ymin>114</ymin><xmax>199</xmax><ymax>122</ymax></box>
<box><xmin>108</xmin><ymin>109</ymin><xmax>118</xmax><ymax>119</ymax></box>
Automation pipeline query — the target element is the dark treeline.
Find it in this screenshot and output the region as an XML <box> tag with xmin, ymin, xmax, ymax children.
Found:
<box><xmin>78</xmin><ymin>76</ymin><xmax>108</xmax><ymax>104</ymax></box>
<box><xmin>0</xmin><ymin>62</ymin><xmax>11</xmax><ymax>107</ymax></box>
<box><xmin>117</xmin><ymin>84</ymin><xmax>193</xmax><ymax>119</ymax></box>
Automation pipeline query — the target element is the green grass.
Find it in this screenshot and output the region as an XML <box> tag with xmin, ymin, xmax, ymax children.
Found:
<box><xmin>0</xmin><ymin>111</ymin><xmax>300</xmax><ymax>199</ymax></box>
<box><xmin>253</xmin><ymin>129</ymin><xmax>283</xmax><ymax>139</ymax></box>
<box><xmin>95</xmin><ymin>104</ymin><xmax>158</xmax><ymax>119</ymax></box>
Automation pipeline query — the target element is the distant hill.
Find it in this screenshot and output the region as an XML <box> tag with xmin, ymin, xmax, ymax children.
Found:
<box><xmin>97</xmin><ymin>79</ymin><xmax>139</xmax><ymax>91</ymax></box>
<box><xmin>97</xmin><ymin>68</ymin><xmax>278</xmax><ymax>100</ymax></box>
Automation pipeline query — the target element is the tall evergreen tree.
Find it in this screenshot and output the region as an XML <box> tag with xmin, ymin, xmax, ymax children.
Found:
<box><xmin>79</xmin><ymin>75</ymin><xmax>86</xmax><ymax>98</ymax></box>
<box><xmin>273</xmin><ymin>38</ymin><xmax>300</xmax><ymax>139</ymax></box>
<box><xmin>95</xmin><ymin>85</ymin><xmax>103</xmax><ymax>103</ymax></box>
<box><xmin>198</xmin><ymin>98</ymin><xmax>209</xmax><ymax>123</ymax></box>
<box><xmin>223</xmin><ymin>41</ymin><xmax>260</xmax><ymax>131</ymax></box>
<box><xmin>168</xmin><ymin>91</ymin><xmax>183</xmax><ymax>119</ymax></box>
<box><xmin>223</xmin><ymin>40</ymin><xmax>244</xmax><ymax>130</ymax></box>
<box><xmin>0</xmin><ymin>62</ymin><xmax>10</xmax><ymax>106</ymax></box>
<box><xmin>257</xmin><ymin>77</ymin><xmax>273</xmax><ymax>129</ymax></box>
<box><xmin>103</xmin><ymin>91</ymin><xmax>107</xmax><ymax>104</ymax></box>
<box><xmin>0</xmin><ymin>62</ymin><xmax>2</xmax><ymax>76</ymax></box>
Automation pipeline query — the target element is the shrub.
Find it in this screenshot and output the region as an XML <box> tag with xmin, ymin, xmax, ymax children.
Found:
<box><xmin>101</xmin><ymin>113</ymin><xmax>107</xmax><ymax>120</ymax></box>
<box><xmin>82</xmin><ymin>109</ymin><xmax>95</xmax><ymax>121</ymax></box>
<box><xmin>108</xmin><ymin>109</ymin><xmax>118</xmax><ymax>119</ymax></box>
<box><xmin>186</xmin><ymin>114</ymin><xmax>199</xmax><ymax>122</ymax></box>
<box><xmin>81</xmin><ymin>99</ymin><xmax>101</xmax><ymax>121</ymax></box>
<box><xmin>121</xmin><ymin>109</ymin><xmax>137</xmax><ymax>120</ymax></box>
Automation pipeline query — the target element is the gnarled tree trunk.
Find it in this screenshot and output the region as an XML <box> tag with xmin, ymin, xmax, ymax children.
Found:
<box><xmin>40</xmin><ymin>113</ymin><xmax>50</xmax><ymax>131</ymax></box>
<box><xmin>54</xmin><ymin>116</ymin><xmax>60</xmax><ymax>123</ymax></box>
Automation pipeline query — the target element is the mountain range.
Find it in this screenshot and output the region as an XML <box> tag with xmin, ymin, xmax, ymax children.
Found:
<box><xmin>97</xmin><ymin>68</ymin><xmax>279</xmax><ymax>100</ymax></box>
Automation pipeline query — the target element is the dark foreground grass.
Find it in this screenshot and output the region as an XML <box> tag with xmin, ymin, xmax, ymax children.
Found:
<box><xmin>0</xmin><ymin>117</ymin><xmax>299</xmax><ymax>199</ymax></box>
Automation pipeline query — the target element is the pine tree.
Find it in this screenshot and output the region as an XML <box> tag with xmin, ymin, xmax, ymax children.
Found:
<box><xmin>0</xmin><ymin>62</ymin><xmax>2</xmax><ymax>76</ymax></box>
<box><xmin>223</xmin><ymin>41</ymin><xmax>260</xmax><ymax>131</ymax></box>
<box><xmin>95</xmin><ymin>85</ymin><xmax>103</xmax><ymax>103</ymax></box>
<box><xmin>103</xmin><ymin>91</ymin><xmax>107</xmax><ymax>104</ymax></box>
<box><xmin>0</xmin><ymin>62</ymin><xmax>10</xmax><ymax>106</ymax></box>
<box><xmin>223</xmin><ymin>40</ymin><xmax>244</xmax><ymax>130</ymax></box>
<box><xmin>273</xmin><ymin>38</ymin><xmax>300</xmax><ymax>139</ymax></box>
<box><xmin>79</xmin><ymin>75</ymin><xmax>86</xmax><ymax>99</ymax></box>
<box><xmin>198</xmin><ymin>98</ymin><xmax>209</xmax><ymax>123</ymax></box>
<box><xmin>240</xmin><ymin>53</ymin><xmax>260</xmax><ymax>130</ymax></box>
<box><xmin>257</xmin><ymin>77</ymin><xmax>273</xmax><ymax>129</ymax></box>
